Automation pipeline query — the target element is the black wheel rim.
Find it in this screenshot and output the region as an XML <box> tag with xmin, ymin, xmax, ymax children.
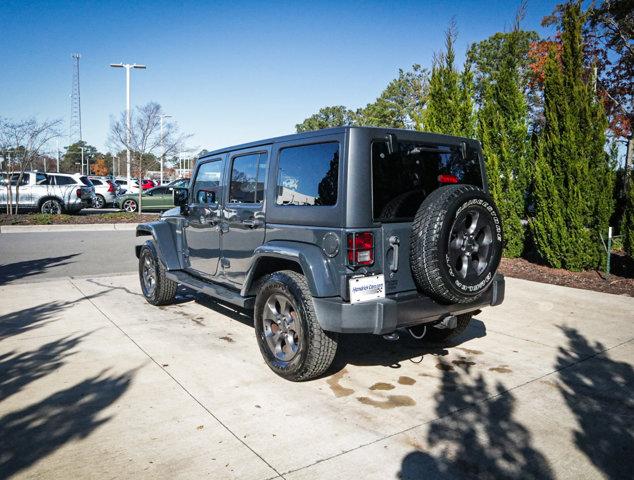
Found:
<box><xmin>447</xmin><ymin>207</ymin><xmax>494</xmax><ymax>282</ymax></box>
<box><xmin>141</xmin><ymin>252</ymin><xmax>157</xmax><ymax>297</ymax></box>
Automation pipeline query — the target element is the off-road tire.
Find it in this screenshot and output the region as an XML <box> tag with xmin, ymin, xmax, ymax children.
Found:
<box><xmin>254</xmin><ymin>270</ymin><xmax>338</xmax><ymax>381</ymax></box>
<box><xmin>410</xmin><ymin>184</ymin><xmax>503</xmax><ymax>304</ymax></box>
<box><xmin>139</xmin><ymin>242</ymin><xmax>178</xmax><ymax>306</ymax></box>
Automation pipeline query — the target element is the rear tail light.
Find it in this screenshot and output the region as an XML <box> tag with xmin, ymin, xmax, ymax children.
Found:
<box><xmin>107</xmin><ymin>181</ymin><xmax>115</xmax><ymax>193</ymax></box>
<box><xmin>347</xmin><ymin>232</ymin><xmax>374</xmax><ymax>266</ymax></box>
<box><xmin>438</xmin><ymin>174</ymin><xmax>459</xmax><ymax>184</ymax></box>
<box><xmin>76</xmin><ymin>188</ymin><xmax>82</xmax><ymax>198</ymax></box>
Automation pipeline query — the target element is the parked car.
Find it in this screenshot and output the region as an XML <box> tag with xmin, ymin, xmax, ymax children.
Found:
<box><xmin>166</xmin><ymin>178</ymin><xmax>190</xmax><ymax>189</ymax></box>
<box><xmin>141</xmin><ymin>179</ymin><xmax>156</xmax><ymax>191</ymax></box>
<box><xmin>134</xmin><ymin>127</ymin><xmax>505</xmax><ymax>381</ymax></box>
<box><xmin>115</xmin><ymin>178</ymin><xmax>140</xmax><ymax>194</ymax></box>
<box><xmin>88</xmin><ymin>176</ymin><xmax>118</xmax><ymax>208</ymax></box>
<box><xmin>0</xmin><ymin>171</ymin><xmax>95</xmax><ymax>213</ymax></box>
<box><xmin>114</xmin><ymin>185</ymin><xmax>177</xmax><ymax>212</ymax></box>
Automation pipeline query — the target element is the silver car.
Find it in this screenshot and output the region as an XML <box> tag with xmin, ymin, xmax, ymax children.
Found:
<box><xmin>0</xmin><ymin>171</ymin><xmax>95</xmax><ymax>213</ymax></box>
<box><xmin>88</xmin><ymin>176</ymin><xmax>118</xmax><ymax>208</ymax></box>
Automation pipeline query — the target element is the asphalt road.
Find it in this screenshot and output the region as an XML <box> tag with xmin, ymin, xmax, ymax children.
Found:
<box><xmin>0</xmin><ymin>230</ymin><xmax>143</xmax><ymax>284</ymax></box>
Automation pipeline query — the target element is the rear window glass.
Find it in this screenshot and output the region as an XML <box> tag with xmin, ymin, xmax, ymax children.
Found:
<box><xmin>276</xmin><ymin>142</ymin><xmax>339</xmax><ymax>206</ymax></box>
<box><xmin>372</xmin><ymin>141</ymin><xmax>483</xmax><ymax>222</ymax></box>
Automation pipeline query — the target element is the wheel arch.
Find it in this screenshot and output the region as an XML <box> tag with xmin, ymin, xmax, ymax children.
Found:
<box><xmin>135</xmin><ymin>222</ymin><xmax>182</xmax><ymax>270</ymax></box>
<box><xmin>242</xmin><ymin>241</ymin><xmax>339</xmax><ymax>299</ymax></box>
<box><xmin>38</xmin><ymin>196</ymin><xmax>65</xmax><ymax>210</ymax></box>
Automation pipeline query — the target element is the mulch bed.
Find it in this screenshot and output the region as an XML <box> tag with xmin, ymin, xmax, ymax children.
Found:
<box><xmin>499</xmin><ymin>254</ymin><xmax>634</xmax><ymax>297</ymax></box>
<box><xmin>0</xmin><ymin>213</ymin><xmax>160</xmax><ymax>225</ymax></box>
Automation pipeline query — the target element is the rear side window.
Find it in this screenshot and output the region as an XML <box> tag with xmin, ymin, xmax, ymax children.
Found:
<box><xmin>91</xmin><ymin>179</ymin><xmax>103</xmax><ymax>185</ymax></box>
<box><xmin>229</xmin><ymin>152</ymin><xmax>267</xmax><ymax>204</ymax></box>
<box><xmin>372</xmin><ymin>141</ymin><xmax>483</xmax><ymax>222</ymax></box>
<box><xmin>276</xmin><ymin>142</ymin><xmax>339</xmax><ymax>206</ymax></box>
<box><xmin>54</xmin><ymin>175</ymin><xmax>75</xmax><ymax>185</ymax></box>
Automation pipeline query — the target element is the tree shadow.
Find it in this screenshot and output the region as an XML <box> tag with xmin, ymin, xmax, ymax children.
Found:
<box><xmin>0</xmin><ymin>301</ymin><xmax>68</xmax><ymax>341</ymax></box>
<box><xmin>556</xmin><ymin>326</ymin><xmax>634</xmax><ymax>480</ymax></box>
<box><xmin>0</xmin><ymin>368</ymin><xmax>134</xmax><ymax>478</ymax></box>
<box><xmin>0</xmin><ymin>332</ymin><xmax>91</xmax><ymax>402</ymax></box>
<box><xmin>0</xmin><ymin>254</ymin><xmax>80</xmax><ymax>285</ymax></box>
<box><xmin>398</xmin><ymin>362</ymin><xmax>553</xmax><ymax>479</ymax></box>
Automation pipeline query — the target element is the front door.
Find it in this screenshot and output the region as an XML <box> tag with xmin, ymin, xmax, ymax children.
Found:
<box><xmin>220</xmin><ymin>149</ymin><xmax>269</xmax><ymax>287</ymax></box>
<box><xmin>184</xmin><ymin>157</ymin><xmax>225</xmax><ymax>278</ymax></box>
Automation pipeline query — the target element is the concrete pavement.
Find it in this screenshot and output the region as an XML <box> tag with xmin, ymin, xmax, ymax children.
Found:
<box><xmin>0</xmin><ymin>274</ymin><xmax>633</xmax><ymax>479</ymax></box>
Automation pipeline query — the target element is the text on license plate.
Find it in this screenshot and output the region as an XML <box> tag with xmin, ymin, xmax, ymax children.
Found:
<box><xmin>349</xmin><ymin>274</ymin><xmax>386</xmax><ymax>304</ymax></box>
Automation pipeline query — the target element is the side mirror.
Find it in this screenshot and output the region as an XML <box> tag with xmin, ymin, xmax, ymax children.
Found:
<box><xmin>173</xmin><ymin>187</ymin><xmax>189</xmax><ymax>207</ymax></box>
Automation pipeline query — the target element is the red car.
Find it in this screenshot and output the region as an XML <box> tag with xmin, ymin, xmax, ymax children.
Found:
<box><xmin>141</xmin><ymin>179</ymin><xmax>156</xmax><ymax>191</ymax></box>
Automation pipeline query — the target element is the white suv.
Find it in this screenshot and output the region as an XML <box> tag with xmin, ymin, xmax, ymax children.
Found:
<box><xmin>88</xmin><ymin>176</ymin><xmax>117</xmax><ymax>208</ymax></box>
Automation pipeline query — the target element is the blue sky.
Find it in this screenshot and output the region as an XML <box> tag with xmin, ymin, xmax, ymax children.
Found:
<box><xmin>0</xmin><ymin>0</ymin><xmax>557</xmax><ymax>153</ymax></box>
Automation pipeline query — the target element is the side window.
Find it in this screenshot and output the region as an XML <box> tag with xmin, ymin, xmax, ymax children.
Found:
<box><xmin>36</xmin><ymin>173</ymin><xmax>48</xmax><ymax>185</ymax></box>
<box><xmin>229</xmin><ymin>152</ymin><xmax>267</xmax><ymax>204</ymax></box>
<box><xmin>193</xmin><ymin>159</ymin><xmax>223</xmax><ymax>205</ymax></box>
<box><xmin>276</xmin><ymin>142</ymin><xmax>339</xmax><ymax>206</ymax></box>
<box><xmin>91</xmin><ymin>179</ymin><xmax>102</xmax><ymax>186</ymax></box>
<box><xmin>55</xmin><ymin>176</ymin><xmax>74</xmax><ymax>185</ymax></box>
<box><xmin>152</xmin><ymin>187</ymin><xmax>167</xmax><ymax>195</ymax></box>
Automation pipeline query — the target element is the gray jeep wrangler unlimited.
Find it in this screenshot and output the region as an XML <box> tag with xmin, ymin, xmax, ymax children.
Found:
<box><xmin>136</xmin><ymin>127</ymin><xmax>505</xmax><ymax>381</ymax></box>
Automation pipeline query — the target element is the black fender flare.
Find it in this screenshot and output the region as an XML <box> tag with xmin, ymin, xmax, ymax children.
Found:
<box><xmin>241</xmin><ymin>241</ymin><xmax>338</xmax><ymax>298</ymax></box>
<box><xmin>135</xmin><ymin>221</ymin><xmax>182</xmax><ymax>270</ymax></box>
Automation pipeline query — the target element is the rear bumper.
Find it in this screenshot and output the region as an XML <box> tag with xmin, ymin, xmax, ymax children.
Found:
<box><xmin>313</xmin><ymin>274</ymin><xmax>505</xmax><ymax>334</ymax></box>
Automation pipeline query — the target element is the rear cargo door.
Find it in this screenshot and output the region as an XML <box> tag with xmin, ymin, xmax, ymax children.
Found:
<box><xmin>371</xmin><ymin>139</ymin><xmax>484</xmax><ymax>294</ymax></box>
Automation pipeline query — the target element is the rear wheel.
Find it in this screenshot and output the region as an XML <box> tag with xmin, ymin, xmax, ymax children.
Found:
<box><xmin>139</xmin><ymin>243</ymin><xmax>177</xmax><ymax>306</ymax></box>
<box><xmin>254</xmin><ymin>270</ymin><xmax>338</xmax><ymax>381</ymax></box>
<box><xmin>40</xmin><ymin>199</ymin><xmax>63</xmax><ymax>215</ymax></box>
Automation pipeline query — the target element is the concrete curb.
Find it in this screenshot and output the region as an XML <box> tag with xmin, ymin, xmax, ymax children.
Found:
<box><xmin>0</xmin><ymin>223</ymin><xmax>140</xmax><ymax>233</ymax></box>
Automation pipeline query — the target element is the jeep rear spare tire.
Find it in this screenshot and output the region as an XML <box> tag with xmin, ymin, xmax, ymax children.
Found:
<box><xmin>410</xmin><ymin>184</ymin><xmax>503</xmax><ymax>304</ymax></box>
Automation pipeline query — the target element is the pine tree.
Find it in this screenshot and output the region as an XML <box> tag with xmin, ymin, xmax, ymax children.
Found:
<box><xmin>530</xmin><ymin>1</ymin><xmax>614</xmax><ymax>270</ymax></box>
<box><xmin>424</xmin><ymin>22</ymin><xmax>476</xmax><ymax>137</ymax></box>
<box><xmin>476</xmin><ymin>27</ymin><xmax>532</xmax><ymax>258</ymax></box>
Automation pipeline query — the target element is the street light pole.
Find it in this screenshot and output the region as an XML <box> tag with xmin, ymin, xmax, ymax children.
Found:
<box><xmin>80</xmin><ymin>147</ymin><xmax>85</xmax><ymax>175</ymax></box>
<box><xmin>160</xmin><ymin>114</ymin><xmax>172</xmax><ymax>184</ymax></box>
<box><xmin>110</xmin><ymin>62</ymin><xmax>146</xmax><ymax>188</ymax></box>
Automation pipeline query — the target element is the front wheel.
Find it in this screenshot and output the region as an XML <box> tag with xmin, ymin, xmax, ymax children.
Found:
<box><xmin>254</xmin><ymin>270</ymin><xmax>338</xmax><ymax>381</ymax></box>
<box><xmin>94</xmin><ymin>194</ymin><xmax>106</xmax><ymax>209</ymax></box>
<box><xmin>122</xmin><ymin>199</ymin><xmax>138</xmax><ymax>212</ymax></box>
<box><xmin>139</xmin><ymin>243</ymin><xmax>177</xmax><ymax>306</ymax></box>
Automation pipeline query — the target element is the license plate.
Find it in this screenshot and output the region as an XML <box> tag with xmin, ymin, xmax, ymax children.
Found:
<box><xmin>349</xmin><ymin>274</ymin><xmax>386</xmax><ymax>304</ymax></box>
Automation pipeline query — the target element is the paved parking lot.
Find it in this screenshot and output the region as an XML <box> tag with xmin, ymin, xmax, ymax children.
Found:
<box><xmin>1</xmin><ymin>273</ymin><xmax>633</xmax><ymax>479</ymax></box>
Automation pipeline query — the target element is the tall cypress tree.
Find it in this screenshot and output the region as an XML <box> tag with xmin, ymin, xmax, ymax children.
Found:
<box><xmin>477</xmin><ymin>29</ymin><xmax>532</xmax><ymax>258</ymax></box>
<box><xmin>623</xmin><ymin>172</ymin><xmax>634</xmax><ymax>257</ymax></box>
<box><xmin>424</xmin><ymin>22</ymin><xmax>476</xmax><ymax>137</ymax></box>
<box><xmin>531</xmin><ymin>1</ymin><xmax>614</xmax><ymax>270</ymax></box>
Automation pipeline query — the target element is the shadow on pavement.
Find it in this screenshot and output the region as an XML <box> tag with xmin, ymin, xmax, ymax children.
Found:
<box><xmin>0</xmin><ymin>333</ymin><xmax>90</xmax><ymax>402</ymax></box>
<box><xmin>330</xmin><ymin>319</ymin><xmax>487</xmax><ymax>373</ymax></box>
<box><xmin>556</xmin><ymin>326</ymin><xmax>634</xmax><ymax>480</ymax></box>
<box><xmin>0</xmin><ymin>369</ymin><xmax>134</xmax><ymax>478</ymax></box>
<box><xmin>0</xmin><ymin>254</ymin><xmax>80</xmax><ymax>285</ymax></box>
<box><xmin>398</xmin><ymin>360</ymin><xmax>553</xmax><ymax>479</ymax></box>
<box><xmin>0</xmin><ymin>301</ymin><xmax>70</xmax><ymax>341</ymax></box>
